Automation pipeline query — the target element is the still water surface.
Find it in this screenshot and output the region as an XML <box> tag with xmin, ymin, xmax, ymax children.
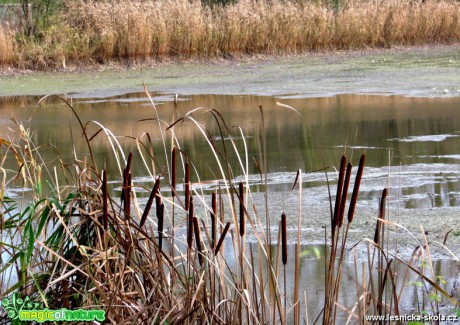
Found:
<box><xmin>2</xmin><ymin>93</ymin><xmax>460</xmax><ymax>209</ymax></box>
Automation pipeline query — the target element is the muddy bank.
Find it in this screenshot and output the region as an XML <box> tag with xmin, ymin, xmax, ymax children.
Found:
<box><xmin>1</xmin><ymin>44</ymin><xmax>460</xmax><ymax>98</ymax></box>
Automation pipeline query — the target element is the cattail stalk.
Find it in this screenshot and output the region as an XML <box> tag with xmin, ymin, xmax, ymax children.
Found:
<box><xmin>124</xmin><ymin>171</ymin><xmax>132</xmax><ymax>219</ymax></box>
<box><xmin>239</xmin><ymin>182</ymin><xmax>245</xmax><ymax>237</ymax></box>
<box><xmin>348</xmin><ymin>154</ymin><xmax>366</xmax><ymax>224</ymax></box>
<box><xmin>374</xmin><ymin>188</ymin><xmax>387</xmax><ymax>245</ymax></box>
<box><xmin>193</xmin><ymin>216</ymin><xmax>203</xmax><ymax>266</ymax></box>
<box><xmin>281</xmin><ymin>213</ymin><xmax>287</xmax><ymax>265</ymax></box>
<box><xmin>171</xmin><ymin>147</ymin><xmax>176</xmax><ymax>198</ymax></box>
<box><xmin>333</xmin><ymin>155</ymin><xmax>347</xmax><ymax>231</ymax></box>
<box><xmin>338</xmin><ymin>162</ymin><xmax>352</xmax><ymax>228</ymax></box>
<box><xmin>158</xmin><ymin>203</ymin><xmax>164</xmax><ymax>250</ymax></box>
<box><xmin>185</xmin><ymin>162</ymin><xmax>190</xmax><ymax>211</ymax></box>
<box><xmin>140</xmin><ymin>176</ymin><xmax>161</xmax><ymax>227</ymax></box>
<box><xmin>211</xmin><ymin>191</ymin><xmax>217</xmax><ymax>249</ymax></box>
<box><xmin>102</xmin><ymin>170</ymin><xmax>108</xmax><ymax>231</ymax></box>
<box><xmin>187</xmin><ymin>196</ymin><xmax>194</xmax><ymax>249</ymax></box>
<box><xmin>120</xmin><ymin>152</ymin><xmax>133</xmax><ymax>202</ymax></box>
<box><xmin>215</xmin><ymin>222</ymin><xmax>231</xmax><ymax>255</ymax></box>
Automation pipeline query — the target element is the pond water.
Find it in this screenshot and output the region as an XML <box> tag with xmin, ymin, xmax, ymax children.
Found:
<box><xmin>2</xmin><ymin>93</ymin><xmax>460</xmax><ymax>210</ymax></box>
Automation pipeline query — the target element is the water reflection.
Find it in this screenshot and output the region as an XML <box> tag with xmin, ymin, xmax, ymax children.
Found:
<box><xmin>2</xmin><ymin>93</ymin><xmax>460</xmax><ymax>208</ymax></box>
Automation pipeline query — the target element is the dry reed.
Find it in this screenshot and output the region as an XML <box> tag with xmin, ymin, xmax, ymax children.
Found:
<box><xmin>0</xmin><ymin>25</ymin><xmax>14</xmax><ymax>65</ymax></box>
<box><xmin>1</xmin><ymin>0</ymin><xmax>460</xmax><ymax>67</ymax></box>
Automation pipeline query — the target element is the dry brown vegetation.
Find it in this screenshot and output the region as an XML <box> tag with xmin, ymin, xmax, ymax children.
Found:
<box><xmin>0</xmin><ymin>25</ymin><xmax>14</xmax><ymax>65</ymax></box>
<box><xmin>0</xmin><ymin>0</ymin><xmax>459</xmax><ymax>69</ymax></box>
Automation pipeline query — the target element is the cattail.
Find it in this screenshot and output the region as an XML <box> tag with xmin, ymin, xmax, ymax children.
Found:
<box><xmin>374</xmin><ymin>188</ymin><xmax>387</xmax><ymax>245</ymax></box>
<box><xmin>102</xmin><ymin>170</ymin><xmax>108</xmax><ymax>231</ymax></box>
<box><xmin>281</xmin><ymin>213</ymin><xmax>287</xmax><ymax>265</ymax></box>
<box><xmin>126</xmin><ymin>152</ymin><xmax>133</xmax><ymax>174</ymax></box>
<box><xmin>155</xmin><ymin>187</ymin><xmax>162</xmax><ymax>216</ymax></box>
<box><xmin>140</xmin><ymin>176</ymin><xmax>161</xmax><ymax>227</ymax></box>
<box><xmin>215</xmin><ymin>222</ymin><xmax>231</xmax><ymax>255</ymax></box>
<box><xmin>171</xmin><ymin>147</ymin><xmax>176</xmax><ymax>198</ymax></box>
<box><xmin>120</xmin><ymin>168</ymin><xmax>126</xmax><ymax>203</ymax></box>
<box><xmin>333</xmin><ymin>155</ymin><xmax>347</xmax><ymax>231</ymax></box>
<box><xmin>211</xmin><ymin>191</ymin><xmax>217</xmax><ymax>249</ymax></box>
<box><xmin>187</xmin><ymin>196</ymin><xmax>194</xmax><ymax>249</ymax></box>
<box><xmin>120</xmin><ymin>152</ymin><xmax>133</xmax><ymax>202</ymax></box>
<box><xmin>348</xmin><ymin>154</ymin><xmax>366</xmax><ymax>224</ymax></box>
<box><xmin>193</xmin><ymin>216</ymin><xmax>203</xmax><ymax>265</ymax></box>
<box><xmin>185</xmin><ymin>162</ymin><xmax>190</xmax><ymax>211</ymax></box>
<box><xmin>124</xmin><ymin>171</ymin><xmax>132</xmax><ymax>218</ymax></box>
<box><xmin>158</xmin><ymin>203</ymin><xmax>164</xmax><ymax>250</ymax></box>
<box><xmin>155</xmin><ymin>184</ymin><xmax>163</xmax><ymax>248</ymax></box>
<box><xmin>239</xmin><ymin>182</ymin><xmax>245</xmax><ymax>237</ymax></box>
<box><xmin>338</xmin><ymin>162</ymin><xmax>352</xmax><ymax>228</ymax></box>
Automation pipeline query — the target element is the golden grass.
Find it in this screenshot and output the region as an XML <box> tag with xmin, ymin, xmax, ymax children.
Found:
<box><xmin>0</xmin><ymin>25</ymin><xmax>14</xmax><ymax>65</ymax></box>
<box><xmin>1</xmin><ymin>0</ymin><xmax>460</xmax><ymax>67</ymax></box>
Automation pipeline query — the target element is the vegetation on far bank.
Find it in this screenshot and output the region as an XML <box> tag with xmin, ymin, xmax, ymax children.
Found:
<box><xmin>0</xmin><ymin>0</ymin><xmax>460</xmax><ymax>70</ymax></box>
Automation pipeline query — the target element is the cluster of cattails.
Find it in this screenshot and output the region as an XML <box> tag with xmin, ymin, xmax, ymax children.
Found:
<box><xmin>180</xmin><ymin>154</ymin><xmax>230</xmax><ymax>263</ymax></box>
<box><xmin>325</xmin><ymin>153</ymin><xmax>366</xmax><ymax>324</ymax></box>
<box><xmin>332</xmin><ymin>154</ymin><xmax>366</xmax><ymax>233</ymax></box>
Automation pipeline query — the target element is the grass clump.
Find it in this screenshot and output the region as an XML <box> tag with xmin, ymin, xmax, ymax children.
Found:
<box><xmin>1</xmin><ymin>0</ymin><xmax>460</xmax><ymax>68</ymax></box>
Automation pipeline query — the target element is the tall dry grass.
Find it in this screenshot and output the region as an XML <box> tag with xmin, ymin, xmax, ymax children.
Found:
<box><xmin>0</xmin><ymin>0</ymin><xmax>459</xmax><ymax>67</ymax></box>
<box><xmin>0</xmin><ymin>25</ymin><xmax>14</xmax><ymax>65</ymax></box>
<box><xmin>60</xmin><ymin>0</ymin><xmax>460</xmax><ymax>56</ymax></box>
<box><xmin>65</xmin><ymin>0</ymin><xmax>460</xmax><ymax>61</ymax></box>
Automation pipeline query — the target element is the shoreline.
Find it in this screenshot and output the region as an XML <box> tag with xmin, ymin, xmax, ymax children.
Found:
<box><xmin>1</xmin><ymin>44</ymin><xmax>460</xmax><ymax>98</ymax></box>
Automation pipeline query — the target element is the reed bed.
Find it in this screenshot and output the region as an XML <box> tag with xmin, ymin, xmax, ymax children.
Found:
<box><xmin>1</xmin><ymin>0</ymin><xmax>460</xmax><ymax>68</ymax></box>
<box><xmin>0</xmin><ymin>91</ymin><xmax>459</xmax><ymax>324</ymax></box>
<box><xmin>0</xmin><ymin>25</ymin><xmax>14</xmax><ymax>65</ymax></box>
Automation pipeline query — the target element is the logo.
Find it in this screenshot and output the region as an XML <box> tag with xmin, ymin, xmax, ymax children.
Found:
<box><xmin>1</xmin><ymin>293</ymin><xmax>105</xmax><ymax>323</ymax></box>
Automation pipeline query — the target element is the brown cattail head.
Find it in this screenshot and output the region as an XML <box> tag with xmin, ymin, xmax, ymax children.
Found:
<box><xmin>281</xmin><ymin>213</ymin><xmax>287</xmax><ymax>265</ymax></box>
<box><xmin>155</xmin><ymin>187</ymin><xmax>162</xmax><ymax>217</ymax></box>
<box><xmin>193</xmin><ymin>216</ymin><xmax>203</xmax><ymax>266</ymax></box>
<box><xmin>333</xmin><ymin>155</ymin><xmax>347</xmax><ymax>231</ymax></box>
<box><xmin>140</xmin><ymin>176</ymin><xmax>161</xmax><ymax>228</ymax></box>
<box><xmin>374</xmin><ymin>188</ymin><xmax>387</xmax><ymax>245</ymax></box>
<box><xmin>125</xmin><ymin>171</ymin><xmax>132</xmax><ymax>219</ymax></box>
<box><xmin>347</xmin><ymin>154</ymin><xmax>366</xmax><ymax>224</ymax></box>
<box><xmin>239</xmin><ymin>182</ymin><xmax>245</xmax><ymax>237</ymax></box>
<box><xmin>338</xmin><ymin>162</ymin><xmax>352</xmax><ymax>228</ymax></box>
<box><xmin>185</xmin><ymin>162</ymin><xmax>190</xmax><ymax>211</ymax></box>
<box><xmin>120</xmin><ymin>168</ymin><xmax>127</xmax><ymax>202</ymax></box>
<box><xmin>187</xmin><ymin>196</ymin><xmax>194</xmax><ymax>249</ymax></box>
<box><xmin>215</xmin><ymin>222</ymin><xmax>231</xmax><ymax>255</ymax></box>
<box><xmin>158</xmin><ymin>203</ymin><xmax>164</xmax><ymax>250</ymax></box>
<box><xmin>102</xmin><ymin>170</ymin><xmax>108</xmax><ymax>231</ymax></box>
<box><xmin>171</xmin><ymin>147</ymin><xmax>176</xmax><ymax>198</ymax></box>
<box><xmin>211</xmin><ymin>191</ymin><xmax>217</xmax><ymax>249</ymax></box>
<box><xmin>126</xmin><ymin>152</ymin><xmax>133</xmax><ymax>174</ymax></box>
